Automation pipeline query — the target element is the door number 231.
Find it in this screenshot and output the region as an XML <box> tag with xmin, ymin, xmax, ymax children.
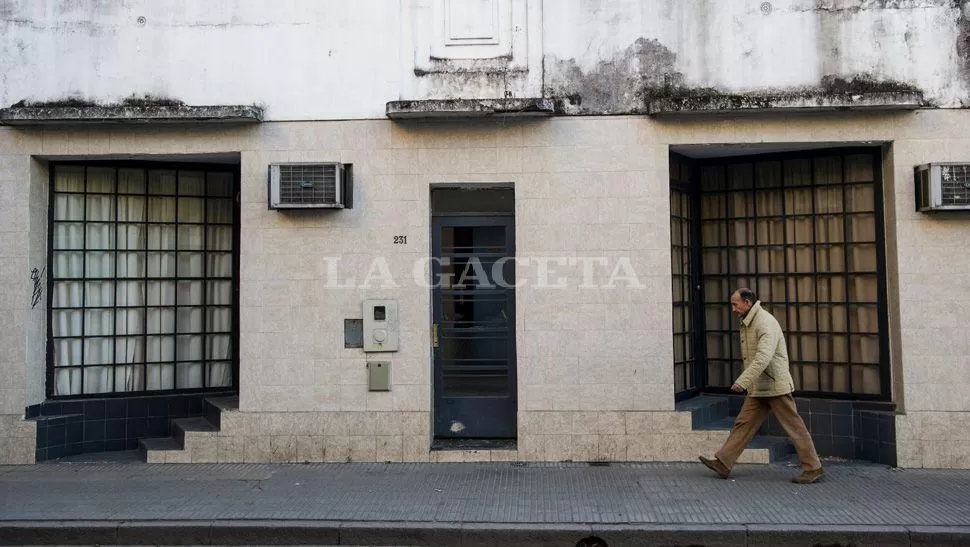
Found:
<box><xmin>393</xmin><ymin>235</ymin><xmax>408</xmax><ymax>244</ymax></box>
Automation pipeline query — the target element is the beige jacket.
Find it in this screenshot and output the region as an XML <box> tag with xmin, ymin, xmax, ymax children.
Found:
<box><xmin>735</xmin><ymin>301</ymin><xmax>795</xmax><ymax>397</ymax></box>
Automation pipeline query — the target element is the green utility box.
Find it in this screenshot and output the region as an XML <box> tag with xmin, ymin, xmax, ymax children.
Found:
<box><xmin>367</xmin><ymin>361</ymin><xmax>391</xmax><ymax>391</ymax></box>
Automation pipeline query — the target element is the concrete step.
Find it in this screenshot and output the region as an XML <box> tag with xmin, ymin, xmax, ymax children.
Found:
<box><xmin>205</xmin><ymin>396</ymin><xmax>239</xmax><ymax>411</ymax></box>
<box><xmin>698</xmin><ymin>429</ymin><xmax>793</xmax><ymax>464</ymax></box>
<box><xmin>748</xmin><ymin>435</ymin><xmax>795</xmax><ymax>462</ymax></box>
<box><xmin>698</xmin><ymin>416</ymin><xmax>795</xmax><ymax>463</ymax></box>
<box><xmin>139</xmin><ymin>437</ymin><xmax>180</xmax><ymax>451</ymax></box>
<box><xmin>139</xmin><ymin>410</ymin><xmax>225</xmax><ymax>464</ymax></box>
<box><xmin>204</xmin><ymin>396</ymin><xmax>238</xmax><ymax>429</ymax></box>
<box><xmin>138</xmin><ymin>437</ymin><xmax>181</xmax><ymax>464</ymax></box>
<box><xmin>172</xmin><ymin>416</ymin><xmax>218</xmax><ymax>450</ymax></box>
<box><xmin>676</xmin><ymin>395</ymin><xmax>731</xmax><ymax>428</ymax></box>
<box><xmin>695</xmin><ymin>416</ymin><xmax>736</xmax><ymax>430</ymax></box>
<box><xmin>680</xmin><ymin>395</ymin><xmax>796</xmax><ymax>464</ymax></box>
<box><xmin>174</xmin><ymin>416</ymin><xmax>219</xmax><ymax>432</ymax></box>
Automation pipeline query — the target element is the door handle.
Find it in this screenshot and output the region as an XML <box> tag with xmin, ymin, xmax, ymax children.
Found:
<box><xmin>432</xmin><ymin>323</ymin><xmax>439</xmax><ymax>348</ymax></box>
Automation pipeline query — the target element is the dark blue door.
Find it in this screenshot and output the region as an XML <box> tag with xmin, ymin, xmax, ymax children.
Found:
<box><xmin>432</xmin><ymin>215</ymin><xmax>516</xmax><ymax>438</ymax></box>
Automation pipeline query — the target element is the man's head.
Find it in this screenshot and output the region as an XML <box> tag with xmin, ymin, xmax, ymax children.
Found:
<box><xmin>730</xmin><ymin>288</ymin><xmax>757</xmax><ymax>318</ymax></box>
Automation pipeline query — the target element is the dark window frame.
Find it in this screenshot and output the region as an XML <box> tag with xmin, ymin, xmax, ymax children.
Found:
<box><xmin>46</xmin><ymin>161</ymin><xmax>240</xmax><ymax>399</ymax></box>
<box><xmin>672</xmin><ymin>147</ymin><xmax>891</xmax><ymax>401</ymax></box>
<box><xmin>670</xmin><ymin>153</ymin><xmax>701</xmax><ymax>401</ymax></box>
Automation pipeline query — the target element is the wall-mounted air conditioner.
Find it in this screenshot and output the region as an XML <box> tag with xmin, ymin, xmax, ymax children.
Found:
<box><xmin>915</xmin><ymin>163</ymin><xmax>970</xmax><ymax>212</ymax></box>
<box><xmin>268</xmin><ymin>162</ymin><xmax>353</xmax><ymax>210</ymax></box>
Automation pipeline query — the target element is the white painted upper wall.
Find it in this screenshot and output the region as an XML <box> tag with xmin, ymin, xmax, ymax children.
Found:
<box><xmin>0</xmin><ymin>0</ymin><xmax>405</xmax><ymax>120</ymax></box>
<box><xmin>543</xmin><ymin>0</ymin><xmax>968</xmax><ymax>113</ymax></box>
<box><xmin>1</xmin><ymin>0</ymin><xmax>967</xmax><ymax>120</ymax></box>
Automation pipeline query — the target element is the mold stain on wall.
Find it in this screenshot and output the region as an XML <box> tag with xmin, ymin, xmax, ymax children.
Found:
<box><xmin>648</xmin><ymin>75</ymin><xmax>925</xmax><ymax>114</ymax></box>
<box><xmin>545</xmin><ymin>36</ymin><xmax>926</xmax><ymax>115</ymax></box>
<box><xmin>544</xmin><ymin>0</ymin><xmax>969</xmax><ymax>115</ymax></box>
<box><xmin>955</xmin><ymin>0</ymin><xmax>970</xmax><ymax>100</ymax></box>
<box><xmin>544</xmin><ymin>37</ymin><xmax>685</xmax><ymax>115</ymax></box>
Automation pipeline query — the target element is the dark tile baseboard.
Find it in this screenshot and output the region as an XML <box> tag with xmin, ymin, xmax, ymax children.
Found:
<box><xmin>26</xmin><ymin>391</ymin><xmax>233</xmax><ymax>461</ymax></box>
<box><xmin>722</xmin><ymin>394</ymin><xmax>897</xmax><ymax>467</ymax></box>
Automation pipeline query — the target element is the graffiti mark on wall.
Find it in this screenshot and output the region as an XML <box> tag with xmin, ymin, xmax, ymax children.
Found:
<box><xmin>30</xmin><ymin>267</ymin><xmax>45</xmax><ymax>309</ymax></box>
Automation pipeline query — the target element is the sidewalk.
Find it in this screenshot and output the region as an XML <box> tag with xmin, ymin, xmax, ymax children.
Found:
<box><xmin>1</xmin><ymin>453</ymin><xmax>969</xmax><ymax>546</ymax></box>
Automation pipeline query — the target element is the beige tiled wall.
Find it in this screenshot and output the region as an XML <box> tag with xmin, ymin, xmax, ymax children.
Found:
<box><xmin>0</xmin><ymin>129</ymin><xmax>35</xmax><ymax>463</ymax></box>
<box><xmin>151</xmin><ymin>408</ymin><xmax>741</xmax><ymax>464</ymax></box>
<box><xmin>0</xmin><ymin>415</ymin><xmax>35</xmax><ymax>464</ymax></box>
<box><xmin>892</xmin><ymin>170</ymin><xmax>970</xmax><ymax>413</ymax></box>
<box><xmin>0</xmin><ymin>143</ymin><xmax>30</xmax><ymax>414</ymax></box>
<box><xmin>3</xmin><ymin>111</ymin><xmax>970</xmax><ymax>467</ymax></box>
<box><xmin>881</xmin><ymin>112</ymin><xmax>970</xmax><ymax>468</ymax></box>
<box><xmin>896</xmin><ymin>412</ymin><xmax>970</xmax><ymax>469</ymax></box>
<box><xmin>652</xmin><ymin>109</ymin><xmax>970</xmax><ymax>468</ymax></box>
<box><xmin>238</xmin><ymin>118</ymin><xmax>672</xmax><ymax>415</ymax></box>
<box><xmin>0</xmin><ymin>125</ymin><xmax>258</xmax><ymax>464</ymax></box>
<box><xmin>25</xmin><ymin>158</ymin><xmax>48</xmax><ymax>407</ymax></box>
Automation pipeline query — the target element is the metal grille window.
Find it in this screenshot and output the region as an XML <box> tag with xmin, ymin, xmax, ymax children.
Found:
<box><xmin>940</xmin><ymin>164</ymin><xmax>970</xmax><ymax>207</ymax></box>
<box><xmin>48</xmin><ymin>164</ymin><xmax>238</xmax><ymax>397</ymax></box>
<box><xmin>698</xmin><ymin>152</ymin><xmax>887</xmax><ymax>398</ymax></box>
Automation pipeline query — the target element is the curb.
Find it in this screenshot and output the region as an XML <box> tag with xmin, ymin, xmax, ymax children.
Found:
<box><xmin>1</xmin><ymin>521</ymin><xmax>969</xmax><ymax>546</ymax></box>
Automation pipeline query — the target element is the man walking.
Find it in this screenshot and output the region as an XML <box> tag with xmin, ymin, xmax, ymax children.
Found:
<box><xmin>699</xmin><ymin>288</ymin><xmax>824</xmax><ymax>484</ymax></box>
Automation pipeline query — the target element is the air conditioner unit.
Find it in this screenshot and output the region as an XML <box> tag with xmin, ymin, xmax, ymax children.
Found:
<box><xmin>915</xmin><ymin>163</ymin><xmax>970</xmax><ymax>212</ymax></box>
<box><xmin>268</xmin><ymin>162</ymin><xmax>353</xmax><ymax>210</ymax></box>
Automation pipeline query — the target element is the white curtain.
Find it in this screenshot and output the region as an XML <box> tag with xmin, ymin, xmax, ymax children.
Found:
<box><xmin>54</xmin><ymin>169</ymin><xmax>114</xmax><ymax>394</ymax></box>
<box><xmin>203</xmin><ymin>177</ymin><xmax>234</xmax><ymax>389</ymax></box>
<box><xmin>115</xmin><ymin>170</ymin><xmax>148</xmax><ymax>392</ymax></box>
<box><xmin>51</xmin><ymin>167</ymin><xmax>234</xmax><ymax>395</ymax></box>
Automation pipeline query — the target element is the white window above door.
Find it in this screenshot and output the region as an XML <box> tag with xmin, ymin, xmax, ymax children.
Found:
<box><xmin>404</xmin><ymin>0</ymin><xmax>543</xmax><ymax>100</ymax></box>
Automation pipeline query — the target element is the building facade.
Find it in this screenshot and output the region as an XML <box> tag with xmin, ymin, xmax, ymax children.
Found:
<box><xmin>0</xmin><ymin>0</ymin><xmax>968</xmax><ymax>468</ymax></box>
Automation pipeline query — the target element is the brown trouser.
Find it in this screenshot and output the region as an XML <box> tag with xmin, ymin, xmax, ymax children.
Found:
<box><xmin>715</xmin><ymin>393</ymin><xmax>822</xmax><ymax>472</ymax></box>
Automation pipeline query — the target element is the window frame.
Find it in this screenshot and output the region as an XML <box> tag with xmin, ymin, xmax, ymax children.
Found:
<box><xmin>46</xmin><ymin>161</ymin><xmax>240</xmax><ymax>399</ymax></box>
<box><xmin>675</xmin><ymin>147</ymin><xmax>891</xmax><ymax>401</ymax></box>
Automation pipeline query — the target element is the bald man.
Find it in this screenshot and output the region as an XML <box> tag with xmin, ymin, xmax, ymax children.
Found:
<box><xmin>699</xmin><ymin>288</ymin><xmax>824</xmax><ymax>484</ymax></box>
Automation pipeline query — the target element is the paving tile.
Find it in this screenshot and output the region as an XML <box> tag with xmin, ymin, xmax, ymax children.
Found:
<box><xmin>0</xmin><ymin>460</ymin><xmax>967</xmax><ymax>529</ymax></box>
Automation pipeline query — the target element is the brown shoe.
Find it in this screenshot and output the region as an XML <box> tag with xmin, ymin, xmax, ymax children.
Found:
<box><xmin>698</xmin><ymin>456</ymin><xmax>730</xmax><ymax>479</ymax></box>
<box><xmin>792</xmin><ymin>468</ymin><xmax>824</xmax><ymax>484</ymax></box>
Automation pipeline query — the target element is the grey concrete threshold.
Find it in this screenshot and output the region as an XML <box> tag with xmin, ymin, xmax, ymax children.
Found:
<box><xmin>2</xmin><ymin>521</ymin><xmax>969</xmax><ymax>546</ymax></box>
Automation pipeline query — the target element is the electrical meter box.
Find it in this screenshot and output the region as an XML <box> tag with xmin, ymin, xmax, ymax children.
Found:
<box><xmin>363</xmin><ymin>299</ymin><xmax>399</xmax><ymax>352</ymax></box>
<box><xmin>367</xmin><ymin>361</ymin><xmax>391</xmax><ymax>391</ymax></box>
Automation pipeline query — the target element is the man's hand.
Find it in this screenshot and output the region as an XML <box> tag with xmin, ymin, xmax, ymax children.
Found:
<box><xmin>730</xmin><ymin>383</ymin><xmax>745</xmax><ymax>393</ymax></box>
